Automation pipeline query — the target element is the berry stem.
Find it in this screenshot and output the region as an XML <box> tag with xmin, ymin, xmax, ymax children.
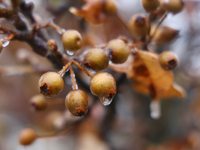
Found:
<box><xmin>59</xmin><ymin>61</ymin><xmax>72</xmax><ymax>76</ymax></box>
<box><xmin>37</xmin><ymin>21</ymin><xmax>65</xmax><ymax>34</ymax></box>
<box><xmin>0</xmin><ymin>26</ymin><xmax>14</xmax><ymax>34</ymax></box>
<box><xmin>48</xmin><ymin>98</ymin><xmax>64</xmax><ymax>106</ymax></box>
<box><xmin>129</xmin><ymin>42</ymin><xmax>146</xmax><ymax>48</ymax></box>
<box><xmin>37</xmin><ymin>127</ymin><xmax>72</xmax><ymax>138</ymax></box>
<box><xmin>147</xmin><ymin>13</ymin><xmax>151</xmax><ymax>42</ymax></box>
<box><xmin>149</xmin><ymin>11</ymin><xmax>169</xmax><ymax>41</ymax></box>
<box><xmin>72</xmin><ymin>61</ymin><xmax>94</xmax><ymax>77</ymax></box>
<box><xmin>2</xmin><ymin>33</ymin><xmax>15</xmax><ymax>43</ymax></box>
<box><xmin>70</xmin><ymin>65</ymin><xmax>78</xmax><ymax>90</ymax></box>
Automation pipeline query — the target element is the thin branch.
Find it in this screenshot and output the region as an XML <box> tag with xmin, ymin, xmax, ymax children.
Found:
<box><xmin>38</xmin><ymin>21</ymin><xmax>65</xmax><ymax>34</ymax></box>
<box><xmin>72</xmin><ymin>61</ymin><xmax>94</xmax><ymax>78</ymax></box>
<box><xmin>149</xmin><ymin>12</ymin><xmax>169</xmax><ymax>42</ymax></box>
<box><xmin>59</xmin><ymin>61</ymin><xmax>72</xmax><ymax>76</ymax></box>
<box><xmin>37</xmin><ymin>127</ymin><xmax>73</xmax><ymax>138</ymax></box>
<box><xmin>2</xmin><ymin>33</ymin><xmax>15</xmax><ymax>42</ymax></box>
<box><xmin>70</xmin><ymin>66</ymin><xmax>78</xmax><ymax>90</ymax></box>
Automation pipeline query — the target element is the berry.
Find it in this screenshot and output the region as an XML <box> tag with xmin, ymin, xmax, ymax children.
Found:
<box><xmin>62</xmin><ymin>30</ymin><xmax>82</xmax><ymax>55</ymax></box>
<box><xmin>19</xmin><ymin>128</ymin><xmax>37</xmax><ymax>145</ymax></box>
<box><xmin>159</xmin><ymin>51</ymin><xmax>178</xmax><ymax>71</ymax></box>
<box><xmin>142</xmin><ymin>0</ymin><xmax>160</xmax><ymax>12</ymax></box>
<box><xmin>0</xmin><ymin>40</ymin><xmax>3</xmax><ymax>53</ymax></box>
<box><xmin>38</xmin><ymin>72</ymin><xmax>64</xmax><ymax>98</ymax></box>
<box><xmin>65</xmin><ymin>89</ymin><xmax>88</xmax><ymax>116</ymax></box>
<box><xmin>47</xmin><ymin>39</ymin><xmax>57</xmax><ymax>52</ymax></box>
<box><xmin>128</xmin><ymin>14</ymin><xmax>149</xmax><ymax>41</ymax></box>
<box><xmin>103</xmin><ymin>0</ymin><xmax>117</xmax><ymax>15</ymax></box>
<box><xmin>163</xmin><ymin>0</ymin><xmax>184</xmax><ymax>14</ymax></box>
<box><xmin>30</xmin><ymin>94</ymin><xmax>47</xmax><ymax>111</ymax></box>
<box><xmin>90</xmin><ymin>72</ymin><xmax>116</xmax><ymax>106</ymax></box>
<box><xmin>106</xmin><ymin>39</ymin><xmax>129</xmax><ymax>64</ymax></box>
<box><xmin>83</xmin><ymin>48</ymin><xmax>108</xmax><ymax>72</ymax></box>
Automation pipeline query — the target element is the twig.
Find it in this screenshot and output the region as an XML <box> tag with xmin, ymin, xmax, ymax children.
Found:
<box><xmin>149</xmin><ymin>12</ymin><xmax>169</xmax><ymax>42</ymax></box>
<box><xmin>70</xmin><ymin>65</ymin><xmax>78</xmax><ymax>90</ymax></box>
<box><xmin>72</xmin><ymin>61</ymin><xmax>94</xmax><ymax>77</ymax></box>
<box><xmin>38</xmin><ymin>21</ymin><xmax>65</xmax><ymax>34</ymax></box>
<box><xmin>59</xmin><ymin>61</ymin><xmax>72</xmax><ymax>76</ymax></box>
<box><xmin>37</xmin><ymin>127</ymin><xmax>73</xmax><ymax>138</ymax></box>
<box><xmin>2</xmin><ymin>33</ymin><xmax>15</xmax><ymax>42</ymax></box>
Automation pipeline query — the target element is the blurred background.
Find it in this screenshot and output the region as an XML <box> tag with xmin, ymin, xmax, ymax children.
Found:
<box><xmin>0</xmin><ymin>0</ymin><xmax>200</xmax><ymax>150</ymax></box>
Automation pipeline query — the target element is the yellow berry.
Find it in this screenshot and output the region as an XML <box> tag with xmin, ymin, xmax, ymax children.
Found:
<box><xmin>30</xmin><ymin>94</ymin><xmax>47</xmax><ymax>111</ymax></box>
<box><xmin>65</xmin><ymin>89</ymin><xmax>88</xmax><ymax>116</ymax></box>
<box><xmin>128</xmin><ymin>14</ymin><xmax>149</xmax><ymax>41</ymax></box>
<box><xmin>83</xmin><ymin>48</ymin><xmax>108</xmax><ymax>72</ymax></box>
<box><xmin>47</xmin><ymin>39</ymin><xmax>57</xmax><ymax>52</ymax></box>
<box><xmin>103</xmin><ymin>0</ymin><xmax>117</xmax><ymax>15</ymax></box>
<box><xmin>106</xmin><ymin>39</ymin><xmax>129</xmax><ymax>64</ymax></box>
<box><xmin>159</xmin><ymin>51</ymin><xmax>178</xmax><ymax>71</ymax></box>
<box><xmin>38</xmin><ymin>72</ymin><xmax>64</xmax><ymax>98</ymax></box>
<box><xmin>19</xmin><ymin>128</ymin><xmax>37</xmax><ymax>146</ymax></box>
<box><xmin>142</xmin><ymin>0</ymin><xmax>160</xmax><ymax>12</ymax></box>
<box><xmin>166</xmin><ymin>0</ymin><xmax>184</xmax><ymax>14</ymax></box>
<box><xmin>90</xmin><ymin>72</ymin><xmax>116</xmax><ymax>106</ymax></box>
<box><xmin>62</xmin><ymin>30</ymin><xmax>82</xmax><ymax>55</ymax></box>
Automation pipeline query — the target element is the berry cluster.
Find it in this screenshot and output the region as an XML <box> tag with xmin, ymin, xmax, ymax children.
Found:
<box><xmin>38</xmin><ymin>30</ymin><xmax>130</xmax><ymax>117</ymax></box>
<box><xmin>0</xmin><ymin>0</ymin><xmax>184</xmax><ymax>146</ymax></box>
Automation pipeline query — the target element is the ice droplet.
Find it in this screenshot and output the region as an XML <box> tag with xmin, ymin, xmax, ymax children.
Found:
<box><xmin>66</xmin><ymin>50</ymin><xmax>75</xmax><ymax>56</ymax></box>
<box><xmin>2</xmin><ymin>41</ymin><xmax>10</xmax><ymax>47</ymax></box>
<box><xmin>100</xmin><ymin>94</ymin><xmax>115</xmax><ymax>106</ymax></box>
<box><xmin>150</xmin><ymin>101</ymin><xmax>161</xmax><ymax>119</ymax></box>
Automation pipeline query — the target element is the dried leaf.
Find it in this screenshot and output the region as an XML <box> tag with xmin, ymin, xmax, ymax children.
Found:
<box><xmin>69</xmin><ymin>0</ymin><xmax>116</xmax><ymax>25</ymax></box>
<box><xmin>109</xmin><ymin>50</ymin><xmax>185</xmax><ymax>101</ymax></box>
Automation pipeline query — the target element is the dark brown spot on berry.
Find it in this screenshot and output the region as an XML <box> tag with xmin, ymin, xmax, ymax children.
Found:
<box><xmin>76</xmin><ymin>37</ymin><xmax>81</xmax><ymax>45</ymax></box>
<box><xmin>107</xmin><ymin>93</ymin><xmax>114</xmax><ymax>99</ymax></box>
<box><xmin>40</xmin><ymin>83</ymin><xmax>50</xmax><ymax>95</ymax></box>
<box><xmin>109</xmin><ymin>49</ymin><xmax>114</xmax><ymax>59</ymax></box>
<box><xmin>84</xmin><ymin>62</ymin><xmax>91</xmax><ymax>69</ymax></box>
<box><xmin>76</xmin><ymin>109</ymin><xmax>86</xmax><ymax>116</ymax></box>
<box><xmin>135</xmin><ymin>16</ymin><xmax>146</xmax><ymax>26</ymax></box>
<box><xmin>168</xmin><ymin>59</ymin><xmax>177</xmax><ymax>69</ymax></box>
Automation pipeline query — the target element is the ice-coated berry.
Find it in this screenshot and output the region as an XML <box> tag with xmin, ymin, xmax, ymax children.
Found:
<box><xmin>83</xmin><ymin>48</ymin><xmax>109</xmax><ymax>72</ymax></box>
<box><xmin>65</xmin><ymin>89</ymin><xmax>88</xmax><ymax>116</ymax></box>
<box><xmin>90</xmin><ymin>72</ymin><xmax>116</xmax><ymax>106</ymax></box>
<box><xmin>106</xmin><ymin>39</ymin><xmax>129</xmax><ymax>64</ymax></box>
<box><xmin>38</xmin><ymin>72</ymin><xmax>64</xmax><ymax>98</ymax></box>
<box><xmin>62</xmin><ymin>30</ymin><xmax>82</xmax><ymax>55</ymax></box>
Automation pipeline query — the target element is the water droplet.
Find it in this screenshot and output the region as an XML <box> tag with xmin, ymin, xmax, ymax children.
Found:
<box><xmin>100</xmin><ymin>94</ymin><xmax>115</xmax><ymax>106</ymax></box>
<box><xmin>2</xmin><ymin>41</ymin><xmax>10</xmax><ymax>47</ymax></box>
<box><xmin>150</xmin><ymin>101</ymin><xmax>161</xmax><ymax>119</ymax></box>
<box><xmin>66</xmin><ymin>50</ymin><xmax>76</xmax><ymax>56</ymax></box>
